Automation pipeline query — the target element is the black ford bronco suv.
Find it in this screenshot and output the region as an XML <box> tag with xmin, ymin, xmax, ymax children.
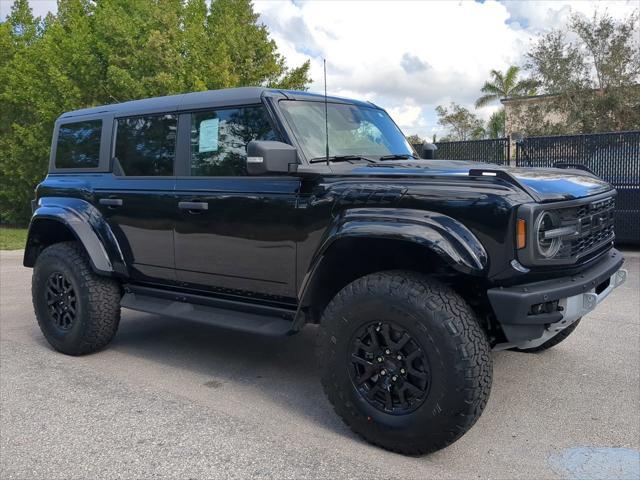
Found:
<box><xmin>25</xmin><ymin>87</ymin><xmax>627</xmax><ymax>455</ymax></box>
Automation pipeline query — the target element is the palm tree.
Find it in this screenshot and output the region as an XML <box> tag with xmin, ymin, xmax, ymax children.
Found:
<box><xmin>486</xmin><ymin>109</ymin><xmax>506</xmax><ymax>138</ymax></box>
<box><xmin>475</xmin><ymin>66</ymin><xmax>538</xmax><ymax>108</ymax></box>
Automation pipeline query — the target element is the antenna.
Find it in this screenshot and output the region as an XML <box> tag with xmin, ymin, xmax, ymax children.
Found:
<box><xmin>324</xmin><ymin>59</ymin><xmax>329</xmax><ymax>166</ymax></box>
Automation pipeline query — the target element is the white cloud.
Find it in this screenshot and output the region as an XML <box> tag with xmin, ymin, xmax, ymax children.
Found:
<box><xmin>254</xmin><ymin>0</ymin><xmax>638</xmax><ymax>137</ymax></box>
<box><xmin>502</xmin><ymin>0</ymin><xmax>638</xmax><ymax>32</ymax></box>
<box><xmin>387</xmin><ymin>103</ymin><xmax>423</xmax><ymax>130</ymax></box>
<box><xmin>5</xmin><ymin>0</ymin><xmax>638</xmax><ymax>137</ymax></box>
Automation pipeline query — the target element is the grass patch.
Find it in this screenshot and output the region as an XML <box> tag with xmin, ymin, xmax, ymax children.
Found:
<box><xmin>0</xmin><ymin>227</ymin><xmax>28</xmax><ymax>250</ymax></box>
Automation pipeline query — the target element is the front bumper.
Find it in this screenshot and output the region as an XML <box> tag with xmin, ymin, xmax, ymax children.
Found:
<box><xmin>488</xmin><ymin>249</ymin><xmax>626</xmax><ymax>348</ymax></box>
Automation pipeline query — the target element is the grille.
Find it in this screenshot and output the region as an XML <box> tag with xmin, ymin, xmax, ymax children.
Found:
<box><xmin>556</xmin><ymin>196</ymin><xmax>615</xmax><ymax>259</ymax></box>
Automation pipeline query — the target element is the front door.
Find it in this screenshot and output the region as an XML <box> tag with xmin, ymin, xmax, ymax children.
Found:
<box><xmin>173</xmin><ymin>105</ymin><xmax>300</xmax><ymax>302</ymax></box>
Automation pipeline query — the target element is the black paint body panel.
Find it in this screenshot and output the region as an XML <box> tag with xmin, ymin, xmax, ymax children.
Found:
<box><xmin>24</xmin><ymin>87</ymin><xmax>621</xmax><ymax>342</ymax></box>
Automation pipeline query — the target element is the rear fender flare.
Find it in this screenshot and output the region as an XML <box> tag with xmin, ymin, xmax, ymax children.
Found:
<box><xmin>24</xmin><ymin>197</ymin><xmax>127</xmax><ymax>277</ymax></box>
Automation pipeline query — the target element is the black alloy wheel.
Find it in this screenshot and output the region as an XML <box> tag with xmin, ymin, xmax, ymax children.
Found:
<box><xmin>32</xmin><ymin>242</ymin><xmax>121</xmax><ymax>355</ymax></box>
<box><xmin>349</xmin><ymin>321</ymin><xmax>430</xmax><ymax>414</ymax></box>
<box><xmin>45</xmin><ymin>271</ymin><xmax>77</xmax><ymax>331</ymax></box>
<box><xmin>318</xmin><ymin>271</ymin><xmax>493</xmax><ymax>455</ymax></box>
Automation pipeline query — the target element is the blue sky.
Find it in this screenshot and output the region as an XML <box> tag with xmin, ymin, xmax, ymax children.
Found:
<box><xmin>1</xmin><ymin>0</ymin><xmax>638</xmax><ymax>138</ymax></box>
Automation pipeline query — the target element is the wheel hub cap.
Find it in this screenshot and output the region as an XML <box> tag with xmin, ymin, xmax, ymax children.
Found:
<box><xmin>45</xmin><ymin>272</ymin><xmax>77</xmax><ymax>331</ymax></box>
<box><xmin>349</xmin><ymin>321</ymin><xmax>430</xmax><ymax>414</ymax></box>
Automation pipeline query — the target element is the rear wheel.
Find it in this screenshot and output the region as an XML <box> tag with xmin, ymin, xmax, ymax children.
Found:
<box><xmin>32</xmin><ymin>242</ymin><xmax>121</xmax><ymax>355</ymax></box>
<box><xmin>317</xmin><ymin>271</ymin><xmax>492</xmax><ymax>455</ymax></box>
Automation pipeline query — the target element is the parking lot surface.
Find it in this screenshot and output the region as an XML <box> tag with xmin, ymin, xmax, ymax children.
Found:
<box><xmin>1</xmin><ymin>249</ymin><xmax>639</xmax><ymax>479</ymax></box>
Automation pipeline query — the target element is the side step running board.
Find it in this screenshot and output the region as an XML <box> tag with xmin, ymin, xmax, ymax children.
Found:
<box><xmin>121</xmin><ymin>291</ymin><xmax>296</xmax><ymax>336</ymax></box>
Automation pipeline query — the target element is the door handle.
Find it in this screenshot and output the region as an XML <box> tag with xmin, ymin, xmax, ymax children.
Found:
<box><xmin>99</xmin><ymin>198</ymin><xmax>123</xmax><ymax>207</ymax></box>
<box><xmin>178</xmin><ymin>201</ymin><xmax>208</xmax><ymax>211</ymax></box>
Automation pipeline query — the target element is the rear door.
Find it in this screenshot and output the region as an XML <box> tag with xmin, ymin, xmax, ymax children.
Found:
<box><xmin>174</xmin><ymin>105</ymin><xmax>300</xmax><ymax>302</ymax></box>
<box><xmin>95</xmin><ymin>113</ymin><xmax>178</xmax><ymax>285</ymax></box>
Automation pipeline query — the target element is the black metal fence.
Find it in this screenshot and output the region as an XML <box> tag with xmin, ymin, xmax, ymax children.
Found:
<box><xmin>412</xmin><ymin>131</ymin><xmax>639</xmax><ymax>245</ymax></box>
<box><xmin>515</xmin><ymin>131</ymin><xmax>639</xmax><ymax>245</ymax></box>
<box><xmin>435</xmin><ymin>138</ymin><xmax>510</xmax><ymax>165</ymax></box>
<box><xmin>411</xmin><ymin>138</ymin><xmax>510</xmax><ymax>164</ymax></box>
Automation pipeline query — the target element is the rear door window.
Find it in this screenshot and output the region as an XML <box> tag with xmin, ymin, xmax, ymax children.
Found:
<box><xmin>115</xmin><ymin>114</ymin><xmax>177</xmax><ymax>176</ymax></box>
<box><xmin>55</xmin><ymin>120</ymin><xmax>102</xmax><ymax>168</ymax></box>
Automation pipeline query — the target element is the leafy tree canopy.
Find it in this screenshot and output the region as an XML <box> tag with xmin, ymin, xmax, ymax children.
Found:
<box><xmin>0</xmin><ymin>0</ymin><xmax>311</xmax><ymax>224</ymax></box>
<box><xmin>486</xmin><ymin>109</ymin><xmax>505</xmax><ymax>139</ymax></box>
<box><xmin>405</xmin><ymin>134</ymin><xmax>424</xmax><ymax>145</ymax></box>
<box><xmin>435</xmin><ymin>103</ymin><xmax>485</xmax><ymax>141</ymax></box>
<box><xmin>522</xmin><ymin>9</ymin><xmax>640</xmax><ymax>135</ymax></box>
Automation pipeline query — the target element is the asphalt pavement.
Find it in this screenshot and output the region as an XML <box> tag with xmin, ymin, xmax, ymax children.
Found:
<box><xmin>1</xmin><ymin>249</ymin><xmax>639</xmax><ymax>479</ymax></box>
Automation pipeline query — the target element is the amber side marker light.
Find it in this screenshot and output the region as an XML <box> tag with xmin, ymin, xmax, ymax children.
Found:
<box><xmin>517</xmin><ymin>219</ymin><xmax>526</xmax><ymax>249</ymax></box>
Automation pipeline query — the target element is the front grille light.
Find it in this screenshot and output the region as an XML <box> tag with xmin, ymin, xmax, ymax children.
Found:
<box><xmin>535</xmin><ymin>211</ymin><xmax>563</xmax><ymax>258</ymax></box>
<box><xmin>516</xmin><ymin>193</ymin><xmax>616</xmax><ymax>266</ymax></box>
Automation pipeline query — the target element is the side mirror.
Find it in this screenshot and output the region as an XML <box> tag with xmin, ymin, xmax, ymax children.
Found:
<box><xmin>246</xmin><ymin>141</ymin><xmax>298</xmax><ymax>175</ymax></box>
<box><xmin>420</xmin><ymin>142</ymin><xmax>437</xmax><ymax>159</ymax></box>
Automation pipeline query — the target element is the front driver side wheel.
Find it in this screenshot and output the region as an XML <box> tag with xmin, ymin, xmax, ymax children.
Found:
<box><xmin>32</xmin><ymin>242</ymin><xmax>121</xmax><ymax>356</ymax></box>
<box><xmin>317</xmin><ymin>271</ymin><xmax>492</xmax><ymax>455</ymax></box>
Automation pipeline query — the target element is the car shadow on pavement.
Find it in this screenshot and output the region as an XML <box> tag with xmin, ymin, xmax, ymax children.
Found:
<box><xmin>76</xmin><ymin>309</ymin><xmax>543</xmax><ymax>442</ymax></box>
<box><xmin>99</xmin><ymin>311</ymin><xmax>352</xmax><ymax>436</ymax></box>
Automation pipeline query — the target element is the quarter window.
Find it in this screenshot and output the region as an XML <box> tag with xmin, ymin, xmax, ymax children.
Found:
<box><xmin>55</xmin><ymin>120</ymin><xmax>102</xmax><ymax>169</ymax></box>
<box><xmin>190</xmin><ymin>106</ymin><xmax>278</xmax><ymax>176</ymax></box>
<box><xmin>115</xmin><ymin>114</ymin><xmax>177</xmax><ymax>176</ymax></box>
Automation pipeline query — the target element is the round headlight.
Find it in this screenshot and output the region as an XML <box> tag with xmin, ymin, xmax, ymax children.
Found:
<box><xmin>535</xmin><ymin>211</ymin><xmax>562</xmax><ymax>258</ymax></box>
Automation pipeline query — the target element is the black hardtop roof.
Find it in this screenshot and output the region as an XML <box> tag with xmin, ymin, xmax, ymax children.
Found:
<box><xmin>58</xmin><ymin>87</ymin><xmax>379</xmax><ymax>120</ymax></box>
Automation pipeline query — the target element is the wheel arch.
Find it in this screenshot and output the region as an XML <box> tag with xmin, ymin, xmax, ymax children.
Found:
<box><xmin>293</xmin><ymin>208</ymin><xmax>488</xmax><ymax>329</ymax></box>
<box><xmin>24</xmin><ymin>198</ymin><xmax>127</xmax><ymax>278</ymax></box>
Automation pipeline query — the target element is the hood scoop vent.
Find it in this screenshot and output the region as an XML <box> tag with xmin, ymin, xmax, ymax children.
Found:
<box><xmin>468</xmin><ymin>168</ymin><xmax>539</xmax><ymax>201</ymax></box>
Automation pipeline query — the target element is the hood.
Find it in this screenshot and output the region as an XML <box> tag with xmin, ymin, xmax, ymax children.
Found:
<box><xmin>349</xmin><ymin>159</ymin><xmax>612</xmax><ymax>202</ymax></box>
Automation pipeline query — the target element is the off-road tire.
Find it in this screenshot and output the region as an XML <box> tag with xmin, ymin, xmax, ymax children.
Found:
<box><xmin>32</xmin><ymin>241</ymin><xmax>121</xmax><ymax>355</ymax></box>
<box><xmin>511</xmin><ymin>318</ymin><xmax>581</xmax><ymax>353</ymax></box>
<box><xmin>317</xmin><ymin>270</ymin><xmax>492</xmax><ymax>455</ymax></box>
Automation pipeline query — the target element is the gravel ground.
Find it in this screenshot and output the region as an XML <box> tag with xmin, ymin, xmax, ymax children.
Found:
<box><xmin>1</xmin><ymin>249</ymin><xmax>638</xmax><ymax>479</ymax></box>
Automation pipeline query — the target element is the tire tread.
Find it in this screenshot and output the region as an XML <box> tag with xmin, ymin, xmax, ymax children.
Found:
<box><xmin>317</xmin><ymin>270</ymin><xmax>492</xmax><ymax>455</ymax></box>
<box><xmin>32</xmin><ymin>241</ymin><xmax>121</xmax><ymax>355</ymax></box>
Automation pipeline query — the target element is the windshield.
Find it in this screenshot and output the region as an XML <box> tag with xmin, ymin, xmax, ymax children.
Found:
<box><xmin>279</xmin><ymin>100</ymin><xmax>414</xmax><ymax>161</ymax></box>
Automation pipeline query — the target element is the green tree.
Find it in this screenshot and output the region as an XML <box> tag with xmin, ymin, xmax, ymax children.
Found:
<box><xmin>435</xmin><ymin>103</ymin><xmax>485</xmax><ymax>141</ymax></box>
<box><xmin>526</xmin><ymin>30</ymin><xmax>588</xmax><ymax>95</ymax></box>
<box><xmin>474</xmin><ymin>67</ymin><xmax>536</xmax><ymax>139</ymax></box>
<box><xmin>486</xmin><ymin>109</ymin><xmax>505</xmax><ymax>138</ymax></box>
<box><xmin>474</xmin><ymin>66</ymin><xmax>538</xmax><ymax>108</ymax></box>
<box><xmin>406</xmin><ymin>134</ymin><xmax>424</xmax><ymax>145</ymax></box>
<box><xmin>524</xmin><ymin>9</ymin><xmax>640</xmax><ymax>134</ymax></box>
<box><xmin>0</xmin><ymin>0</ymin><xmax>311</xmax><ymax>224</ymax></box>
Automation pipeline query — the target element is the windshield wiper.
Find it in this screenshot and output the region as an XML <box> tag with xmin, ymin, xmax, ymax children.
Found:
<box><xmin>309</xmin><ymin>155</ymin><xmax>377</xmax><ymax>164</ymax></box>
<box><xmin>378</xmin><ymin>153</ymin><xmax>418</xmax><ymax>161</ymax></box>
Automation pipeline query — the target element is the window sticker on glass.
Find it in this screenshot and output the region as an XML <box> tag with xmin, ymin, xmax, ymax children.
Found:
<box><xmin>198</xmin><ymin>118</ymin><xmax>219</xmax><ymax>153</ymax></box>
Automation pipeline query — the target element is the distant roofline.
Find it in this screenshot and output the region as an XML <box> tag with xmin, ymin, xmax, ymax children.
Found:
<box><xmin>500</xmin><ymin>93</ymin><xmax>558</xmax><ymax>104</ymax></box>
<box><xmin>501</xmin><ymin>84</ymin><xmax>640</xmax><ymax>104</ymax></box>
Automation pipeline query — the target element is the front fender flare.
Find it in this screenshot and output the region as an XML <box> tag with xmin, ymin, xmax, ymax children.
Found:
<box><xmin>316</xmin><ymin>207</ymin><xmax>487</xmax><ymax>274</ymax></box>
<box><xmin>293</xmin><ymin>208</ymin><xmax>488</xmax><ymax>328</ymax></box>
<box><xmin>292</xmin><ymin>208</ymin><xmax>489</xmax><ymax>331</ymax></box>
<box><xmin>24</xmin><ymin>197</ymin><xmax>127</xmax><ymax>277</ymax></box>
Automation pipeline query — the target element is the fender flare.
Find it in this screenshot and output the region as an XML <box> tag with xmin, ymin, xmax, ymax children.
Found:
<box><xmin>293</xmin><ymin>208</ymin><xmax>488</xmax><ymax>328</ymax></box>
<box><xmin>24</xmin><ymin>197</ymin><xmax>127</xmax><ymax>277</ymax></box>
